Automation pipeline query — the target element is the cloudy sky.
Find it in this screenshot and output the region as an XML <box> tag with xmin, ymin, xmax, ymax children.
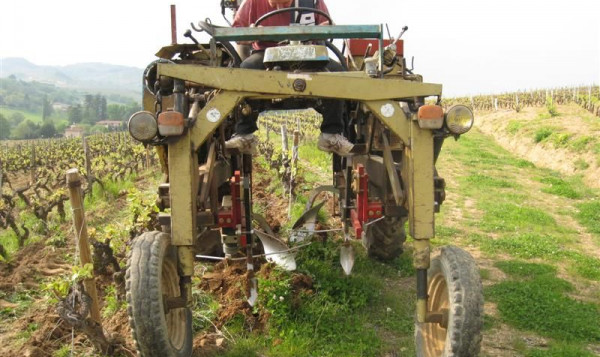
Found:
<box><xmin>1</xmin><ymin>0</ymin><xmax>598</xmax><ymax>97</ymax></box>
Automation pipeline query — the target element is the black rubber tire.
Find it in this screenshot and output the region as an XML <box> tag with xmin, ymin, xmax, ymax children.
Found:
<box><xmin>126</xmin><ymin>231</ymin><xmax>193</xmax><ymax>357</ymax></box>
<box><xmin>415</xmin><ymin>245</ymin><xmax>483</xmax><ymax>357</ymax></box>
<box><xmin>362</xmin><ymin>217</ymin><xmax>407</xmax><ymax>260</ymax></box>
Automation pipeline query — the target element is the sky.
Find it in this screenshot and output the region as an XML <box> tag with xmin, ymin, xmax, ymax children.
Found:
<box><xmin>0</xmin><ymin>0</ymin><xmax>599</xmax><ymax>97</ymax></box>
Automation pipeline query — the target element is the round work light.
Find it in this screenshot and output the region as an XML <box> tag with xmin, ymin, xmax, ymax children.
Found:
<box><xmin>445</xmin><ymin>105</ymin><xmax>474</xmax><ymax>135</ymax></box>
<box><xmin>128</xmin><ymin>111</ymin><xmax>158</xmax><ymax>142</ymax></box>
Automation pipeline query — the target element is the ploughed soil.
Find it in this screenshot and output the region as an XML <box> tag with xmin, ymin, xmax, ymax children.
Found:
<box><xmin>0</xmin><ymin>158</ymin><xmax>313</xmax><ymax>357</ymax></box>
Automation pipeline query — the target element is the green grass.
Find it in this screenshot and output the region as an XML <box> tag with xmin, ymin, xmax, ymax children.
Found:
<box><xmin>0</xmin><ymin>230</ymin><xmax>19</xmax><ymax>258</ymax></box>
<box><xmin>534</xmin><ymin>127</ymin><xmax>554</xmax><ymax>143</ymax></box>
<box><xmin>526</xmin><ymin>343</ymin><xmax>598</xmax><ymax>357</ymax></box>
<box><xmin>549</xmin><ymin>132</ymin><xmax>572</xmax><ymax>147</ymax></box>
<box><xmin>574</xmin><ymin>159</ymin><xmax>589</xmax><ymax>170</ymax></box>
<box><xmin>479</xmin><ymin>233</ymin><xmax>565</xmax><ymax>259</ymax></box>
<box><xmin>506</xmin><ymin>120</ymin><xmax>524</xmax><ymax>134</ymax></box>
<box><xmin>488</xmin><ymin>260</ymin><xmax>600</xmax><ymax>342</ymax></box>
<box><xmin>0</xmin><ymin>289</ymin><xmax>38</xmax><ymax>319</ymax></box>
<box><xmin>494</xmin><ymin>260</ymin><xmax>557</xmax><ymax>277</ymax></box>
<box><xmin>465</xmin><ymin>173</ymin><xmax>517</xmax><ymax>189</ymax></box>
<box><xmin>576</xmin><ymin>200</ymin><xmax>600</xmax><ymax>234</ymax></box>
<box><xmin>562</xmin><ymin>251</ymin><xmax>600</xmax><ymax>280</ymax></box>
<box><xmin>225</xmin><ymin>238</ymin><xmax>417</xmax><ymax>356</ymax></box>
<box><xmin>0</xmin><ymin>107</ymin><xmax>43</xmax><ymax>123</ymax></box>
<box><xmin>538</xmin><ymin>176</ymin><xmax>582</xmax><ymax>199</ymax></box>
<box><xmin>478</xmin><ymin>202</ymin><xmax>556</xmax><ymax>233</ymax></box>
<box><xmin>570</xmin><ymin>135</ymin><xmax>595</xmax><ymax>152</ymax></box>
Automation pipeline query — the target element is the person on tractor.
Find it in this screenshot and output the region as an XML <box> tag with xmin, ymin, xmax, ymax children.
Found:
<box><xmin>224</xmin><ymin>0</ymin><xmax>355</xmax><ymax>156</ymax></box>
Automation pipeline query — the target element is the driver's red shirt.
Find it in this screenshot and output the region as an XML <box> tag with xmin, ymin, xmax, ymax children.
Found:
<box><xmin>232</xmin><ymin>0</ymin><xmax>331</xmax><ymax>51</ymax></box>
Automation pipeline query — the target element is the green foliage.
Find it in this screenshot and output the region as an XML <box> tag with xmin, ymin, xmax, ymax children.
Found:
<box><xmin>0</xmin><ymin>289</ymin><xmax>37</xmax><ymax>319</ymax></box>
<box><xmin>102</xmin><ymin>285</ymin><xmax>125</xmax><ymax>318</ymax></box>
<box><xmin>0</xmin><ymin>77</ymin><xmax>81</xmax><ymax>112</ymax></box>
<box><xmin>549</xmin><ymin>132</ymin><xmax>571</xmax><ymax>147</ymax></box>
<box><xmin>0</xmin><ymin>230</ymin><xmax>19</xmax><ymax>258</ymax></box>
<box><xmin>506</xmin><ymin>120</ymin><xmax>524</xmax><ymax>134</ymax></box>
<box><xmin>11</xmin><ymin>119</ymin><xmax>40</xmax><ymax>139</ymax></box>
<box><xmin>258</xmin><ymin>269</ymin><xmax>294</xmax><ymax>327</ymax></box>
<box><xmin>533</xmin><ymin>127</ymin><xmax>553</xmax><ymax>143</ymax></box>
<box><xmin>574</xmin><ymin>159</ymin><xmax>589</xmax><ymax>170</ymax></box>
<box><xmin>126</xmin><ymin>186</ymin><xmax>159</xmax><ymax>235</ymax></box>
<box><xmin>42</xmin><ymin>263</ymin><xmax>94</xmax><ymax>300</ymax></box>
<box><xmin>190</xmin><ymin>277</ymin><xmax>220</xmax><ymax>333</ymax></box>
<box><xmin>222</xmin><ymin>340</ymin><xmax>261</xmax><ymax>357</ymax></box>
<box><xmin>0</xmin><ymin>113</ymin><xmax>10</xmax><ymax>139</ymax></box>
<box><xmin>251</xmin><ymin>239</ymin><xmax>402</xmax><ymax>356</ymax></box>
<box><xmin>488</xmin><ymin>261</ymin><xmax>600</xmax><ymax>342</ymax></box>
<box><xmin>53</xmin><ymin>345</ymin><xmax>72</xmax><ymax>357</ymax></box>
<box><xmin>570</xmin><ymin>136</ymin><xmax>594</xmax><ymax>151</ymax></box>
<box><xmin>38</xmin><ymin>121</ymin><xmax>57</xmax><ymax>138</ymax></box>
<box><xmin>545</xmin><ymin>96</ymin><xmax>559</xmax><ymax>117</ymax></box>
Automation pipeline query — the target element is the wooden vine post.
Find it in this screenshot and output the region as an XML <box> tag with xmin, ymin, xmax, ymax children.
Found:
<box><xmin>82</xmin><ymin>138</ymin><xmax>93</xmax><ymax>184</ymax></box>
<box><xmin>66</xmin><ymin>168</ymin><xmax>102</xmax><ymax>324</ymax></box>
<box><xmin>289</xmin><ymin>130</ymin><xmax>300</xmax><ymax>218</ymax></box>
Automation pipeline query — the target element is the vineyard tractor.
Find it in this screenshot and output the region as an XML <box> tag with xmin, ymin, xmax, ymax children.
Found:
<box><xmin>125</xmin><ymin>3</ymin><xmax>483</xmax><ymax>356</ymax></box>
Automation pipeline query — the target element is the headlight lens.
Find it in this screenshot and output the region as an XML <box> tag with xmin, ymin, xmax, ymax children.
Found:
<box><xmin>445</xmin><ymin>105</ymin><xmax>474</xmax><ymax>135</ymax></box>
<box><xmin>128</xmin><ymin>111</ymin><xmax>158</xmax><ymax>142</ymax></box>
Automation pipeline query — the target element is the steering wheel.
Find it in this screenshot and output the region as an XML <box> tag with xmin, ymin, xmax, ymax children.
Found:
<box><xmin>254</xmin><ymin>7</ymin><xmax>333</xmax><ymax>27</ymax></box>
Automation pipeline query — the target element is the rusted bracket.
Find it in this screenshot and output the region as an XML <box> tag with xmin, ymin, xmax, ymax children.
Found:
<box><xmin>380</xmin><ymin>132</ymin><xmax>404</xmax><ymax>206</ymax></box>
<box><xmin>425</xmin><ymin>308</ymin><xmax>449</xmax><ymax>329</ymax></box>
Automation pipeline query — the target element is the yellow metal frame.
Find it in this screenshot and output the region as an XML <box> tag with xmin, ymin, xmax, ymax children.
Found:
<box><xmin>151</xmin><ymin>63</ymin><xmax>441</xmax><ymax>315</ymax></box>
<box><xmin>155</xmin><ymin>63</ymin><xmax>440</xmax><ymax>246</ymax></box>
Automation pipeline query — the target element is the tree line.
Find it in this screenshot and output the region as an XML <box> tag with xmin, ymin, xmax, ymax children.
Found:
<box><xmin>0</xmin><ymin>77</ymin><xmax>141</xmax><ymax>140</ymax></box>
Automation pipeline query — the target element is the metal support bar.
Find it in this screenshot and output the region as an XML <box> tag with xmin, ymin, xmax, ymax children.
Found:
<box><xmin>158</xmin><ymin>64</ymin><xmax>442</xmax><ymax>102</ymax></box>
<box><xmin>213</xmin><ymin>24</ymin><xmax>382</xmax><ymax>42</ymax></box>
<box><xmin>380</xmin><ymin>133</ymin><xmax>404</xmax><ymax>206</ymax></box>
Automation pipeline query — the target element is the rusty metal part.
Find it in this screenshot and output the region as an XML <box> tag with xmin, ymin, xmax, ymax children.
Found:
<box><xmin>380</xmin><ymin>133</ymin><xmax>404</xmax><ymax>206</ymax></box>
<box><xmin>198</xmin><ymin>141</ymin><xmax>217</xmax><ymax>208</ymax></box>
<box><xmin>425</xmin><ymin>309</ymin><xmax>449</xmax><ymax>329</ymax></box>
<box><xmin>241</xmin><ymin>102</ymin><xmax>252</xmax><ymax>116</ymax></box>
<box><xmin>293</xmin><ymin>78</ymin><xmax>307</xmax><ymax>92</ymax></box>
<box><xmin>177</xmin><ymin>247</ymin><xmax>194</xmax><ymax>304</ymax></box>
<box><xmin>413</xmin><ymin>239</ymin><xmax>431</xmax><ymax>269</ymax></box>
<box><xmin>170</xmin><ymin>5</ymin><xmax>177</xmax><ymax>45</ymax></box>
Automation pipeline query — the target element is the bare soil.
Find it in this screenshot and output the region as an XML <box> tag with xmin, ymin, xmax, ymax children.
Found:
<box><xmin>476</xmin><ymin>105</ymin><xmax>600</xmax><ymax>188</ymax></box>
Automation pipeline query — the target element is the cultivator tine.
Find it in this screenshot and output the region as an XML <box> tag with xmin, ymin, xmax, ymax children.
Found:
<box><xmin>339</xmin><ymin>161</ymin><xmax>356</xmax><ymax>275</ymax></box>
<box><xmin>340</xmin><ymin>239</ymin><xmax>355</xmax><ymax>276</ymax></box>
<box><xmin>242</xmin><ymin>154</ymin><xmax>258</xmax><ymax>307</ymax></box>
<box><xmin>248</xmin><ymin>277</ymin><xmax>258</xmax><ymax>307</ymax></box>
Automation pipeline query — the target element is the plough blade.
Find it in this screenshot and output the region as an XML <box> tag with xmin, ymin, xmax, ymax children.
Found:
<box><xmin>254</xmin><ymin>230</ymin><xmax>297</xmax><ymax>271</ymax></box>
<box><xmin>290</xmin><ymin>201</ymin><xmax>326</xmax><ymax>243</ymax></box>
<box><xmin>340</xmin><ymin>242</ymin><xmax>355</xmax><ymax>276</ymax></box>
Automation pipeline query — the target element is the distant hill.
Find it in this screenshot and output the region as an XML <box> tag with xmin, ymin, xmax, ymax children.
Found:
<box><xmin>0</xmin><ymin>57</ymin><xmax>143</xmax><ymax>101</ymax></box>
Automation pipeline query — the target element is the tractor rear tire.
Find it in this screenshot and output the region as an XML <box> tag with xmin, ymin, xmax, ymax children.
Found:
<box><xmin>362</xmin><ymin>217</ymin><xmax>406</xmax><ymax>260</ymax></box>
<box><xmin>126</xmin><ymin>231</ymin><xmax>193</xmax><ymax>357</ymax></box>
<box><xmin>415</xmin><ymin>245</ymin><xmax>483</xmax><ymax>357</ymax></box>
